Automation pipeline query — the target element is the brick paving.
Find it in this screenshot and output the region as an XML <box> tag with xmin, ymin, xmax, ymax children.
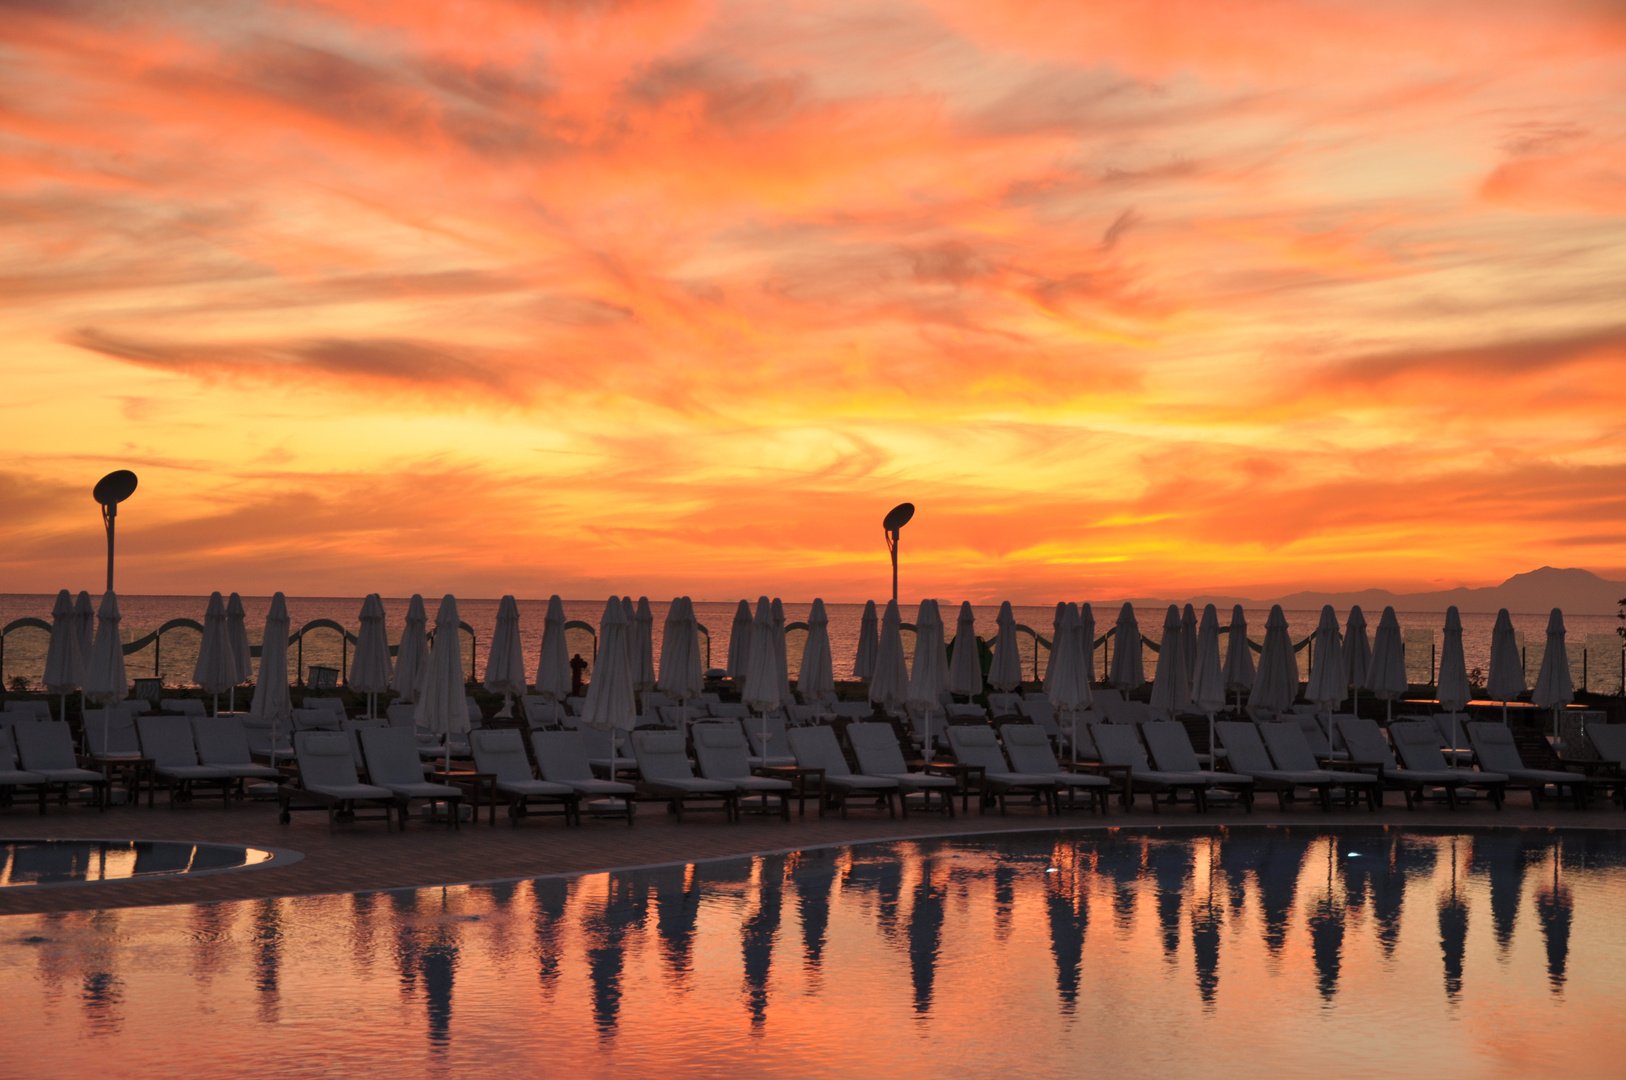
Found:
<box><xmin>2</xmin><ymin>791</ymin><xmax>1620</xmax><ymax>917</ymax></box>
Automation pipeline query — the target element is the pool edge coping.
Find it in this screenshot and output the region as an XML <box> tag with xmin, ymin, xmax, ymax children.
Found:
<box><xmin>0</xmin><ymin>839</ymin><xmax>304</xmax><ymax>892</ymax></box>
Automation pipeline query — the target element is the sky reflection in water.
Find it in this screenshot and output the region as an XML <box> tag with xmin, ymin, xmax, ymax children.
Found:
<box><xmin>3</xmin><ymin>827</ymin><xmax>1625</xmax><ymax>1078</ymax></box>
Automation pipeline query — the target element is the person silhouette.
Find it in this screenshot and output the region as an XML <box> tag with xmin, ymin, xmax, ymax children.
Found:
<box><xmin>570</xmin><ymin>653</ymin><xmax>588</xmax><ymax>696</ymax></box>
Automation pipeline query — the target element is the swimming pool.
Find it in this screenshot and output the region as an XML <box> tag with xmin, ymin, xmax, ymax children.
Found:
<box><xmin>0</xmin><ymin>840</ymin><xmax>292</xmax><ymax>889</ymax></box>
<box><xmin>2</xmin><ymin>827</ymin><xmax>1623</xmax><ymax>1077</ymax></box>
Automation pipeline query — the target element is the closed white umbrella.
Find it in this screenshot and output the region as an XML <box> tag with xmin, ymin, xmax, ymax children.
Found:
<box><xmin>797</xmin><ymin>598</ymin><xmax>836</xmax><ymax>705</ymax></box>
<box><xmin>1486</xmin><ymin>608</ymin><xmax>1525</xmax><ymax>724</ymax></box>
<box><xmin>1046</xmin><ymin>604</ymin><xmax>1091</xmax><ymax>764</ymax></box>
<box><xmin>535</xmin><ymin>595</ymin><xmax>571</xmax><ymax>708</ymax></box>
<box><xmin>728</xmin><ymin>599</ymin><xmax>753</xmax><ymax>678</ymax></box>
<box><xmin>621</xmin><ymin>597</ymin><xmax>637</xmax><ymax>674</ymax></box>
<box><xmin>947</xmin><ymin>601</ymin><xmax>983</xmax><ymax>699</ymax></box>
<box><xmin>249</xmin><ymin>593</ymin><xmax>292</xmax><ymax>763</ymax></box>
<box><xmin>73</xmin><ymin>589</ymin><xmax>94</xmax><ymax>720</ymax></box>
<box><xmin>1365</xmin><ymin>606</ymin><xmax>1407</xmax><ymax>721</ymax></box>
<box><xmin>193</xmin><ymin>591</ymin><xmax>237</xmax><ymax>716</ymax></box>
<box><xmin>83</xmin><ymin>590</ymin><xmax>128</xmax><ymax>705</ymax></box>
<box><xmin>1531</xmin><ymin>607</ymin><xmax>1574</xmax><ymax>743</ymax></box>
<box><xmin>1305</xmin><ymin>605</ymin><xmax>1345</xmax><ymax>762</ymax></box>
<box><xmin>73</xmin><ymin>591</ymin><xmax>95</xmax><ymax>680</ymax></box>
<box><xmin>869</xmin><ymin>599</ymin><xmax>910</xmax><ymax>710</ymax></box>
<box><xmin>1305</xmin><ymin>605</ymin><xmax>1346</xmax><ymax>710</ymax></box>
<box><xmin>988</xmin><ymin>601</ymin><xmax>1023</xmax><ymax>692</ymax></box>
<box><xmin>391</xmin><ymin>594</ymin><xmax>430</xmax><ymax>704</ymax></box>
<box><xmin>1249</xmin><ymin>605</ymin><xmax>1299</xmax><ymax>714</ymax></box>
<box><xmin>1181</xmin><ymin>604</ymin><xmax>1198</xmax><ymax>684</ymax></box>
<box><xmin>226</xmin><ymin>593</ymin><xmax>253</xmax><ymax>715</ymax></box>
<box><xmin>741</xmin><ymin>597</ymin><xmax>781</xmax><ymax>713</ymax></box>
<box><xmin>909</xmin><ymin>600</ymin><xmax>950</xmax><ymax>755</ymax></box>
<box><xmin>1222</xmin><ymin>605</ymin><xmax>1255</xmax><ymax>711</ymax></box>
<box><xmin>742</xmin><ymin>597</ymin><xmax>782</xmax><ymax>758</ymax></box>
<box><xmin>483</xmin><ymin>594</ymin><xmax>526</xmax><ymax>716</ymax></box>
<box><xmin>1342</xmin><ymin>606</ymin><xmax>1370</xmax><ymax>718</ymax></box>
<box><xmin>853</xmin><ymin>600</ymin><xmax>879</xmax><ymax>679</ymax></box>
<box><xmin>1042</xmin><ymin>602</ymin><xmax>1067</xmax><ymax>695</ymax></box>
<box><xmin>1437</xmin><ymin>606</ymin><xmax>1471</xmax><ymax>754</ymax></box>
<box><xmin>580</xmin><ymin>596</ymin><xmax>637</xmax><ymax>780</ymax></box>
<box><xmin>83</xmin><ymin>590</ymin><xmax>128</xmax><ymax>755</ymax></box>
<box><xmin>419</xmin><ymin>595</ymin><xmax>471</xmax><ymax>777</ymax></box>
<box><xmin>350</xmin><ymin>593</ymin><xmax>393</xmax><ymax>718</ymax></box>
<box><xmin>1109</xmin><ymin>603</ymin><xmax>1145</xmax><ymax>693</ymax></box>
<box><xmin>1190</xmin><ymin>604</ymin><xmax>1226</xmax><ymax>772</ymax></box>
<box><xmin>43</xmin><ymin>589</ymin><xmax>82</xmax><ymax>722</ymax></box>
<box><xmin>1149</xmin><ymin>605</ymin><xmax>1191</xmax><ymax>716</ymax></box>
<box><xmin>1077</xmin><ymin>602</ymin><xmax>1098</xmax><ymax>687</ymax></box>
<box><xmin>633</xmin><ymin>597</ymin><xmax>657</xmax><ymax>694</ymax></box>
<box><xmin>657</xmin><ymin>596</ymin><xmax>705</xmax><ymax>730</ymax></box>
<box><xmin>771</xmin><ymin>598</ymin><xmax>795</xmax><ymax>710</ymax></box>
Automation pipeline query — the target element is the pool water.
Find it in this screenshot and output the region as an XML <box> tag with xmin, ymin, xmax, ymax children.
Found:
<box><xmin>2</xmin><ymin>827</ymin><xmax>1623</xmax><ymax>1078</ymax></box>
<box><xmin>0</xmin><ymin>840</ymin><xmax>279</xmax><ymax>889</ymax></box>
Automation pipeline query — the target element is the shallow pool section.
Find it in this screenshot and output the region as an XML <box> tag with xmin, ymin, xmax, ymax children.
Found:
<box><xmin>2</xmin><ymin>827</ymin><xmax>1624</xmax><ymax>1077</ymax></box>
<box><xmin>0</xmin><ymin>840</ymin><xmax>288</xmax><ymax>889</ymax></box>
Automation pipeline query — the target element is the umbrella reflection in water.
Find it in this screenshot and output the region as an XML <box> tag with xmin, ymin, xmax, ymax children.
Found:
<box><xmin>1535</xmin><ymin>840</ymin><xmax>1573</xmax><ymax>993</ymax></box>
<box><xmin>1190</xmin><ymin>837</ymin><xmax>1221</xmax><ymax>1006</ymax></box>
<box><xmin>531</xmin><ymin>877</ymin><xmax>571</xmax><ymax>994</ymax></box>
<box><xmin>1468</xmin><ymin>832</ymin><xmax>1532</xmax><ymax>956</ymax></box>
<box><xmin>1148</xmin><ymin>840</ymin><xmax>1193</xmax><ymax>960</ymax></box>
<box><xmin>253</xmin><ymin>897</ymin><xmax>284</xmax><ymax>1024</ymax></box>
<box><xmin>1438</xmin><ymin>838</ymin><xmax>1469</xmax><ymax>1001</ymax></box>
<box><xmin>741</xmin><ymin>855</ymin><xmax>785</xmax><ymax>1027</ymax></box>
<box><xmin>649</xmin><ymin>864</ymin><xmax>700</xmax><ymax>986</ymax></box>
<box><xmin>585</xmin><ymin>876</ymin><xmax>649</xmax><ymax>1035</ymax></box>
<box><xmin>908</xmin><ymin>857</ymin><xmax>947</xmax><ymax>1016</ymax></box>
<box><xmin>1308</xmin><ymin>837</ymin><xmax>1344</xmax><ymax>1002</ymax></box>
<box><xmin>792</xmin><ymin>851</ymin><xmax>840</xmax><ymax>976</ymax></box>
<box><xmin>1255</xmin><ymin>832</ymin><xmax>1313</xmax><ymax>954</ymax></box>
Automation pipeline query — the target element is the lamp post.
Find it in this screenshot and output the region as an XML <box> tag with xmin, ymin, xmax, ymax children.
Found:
<box><xmin>92</xmin><ymin>470</ymin><xmax>138</xmax><ymax>591</ymax></box>
<box><xmin>882</xmin><ymin>502</ymin><xmax>914</xmax><ymax>604</ymax></box>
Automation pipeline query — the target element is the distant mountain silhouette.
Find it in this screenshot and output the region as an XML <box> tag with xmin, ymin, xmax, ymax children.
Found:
<box><xmin>1128</xmin><ymin>566</ymin><xmax>1626</xmax><ymax>616</ymax></box>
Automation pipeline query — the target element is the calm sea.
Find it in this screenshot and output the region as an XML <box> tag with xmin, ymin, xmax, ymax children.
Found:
<box><xmin>1</xmin><ymin>595</ymin><xmax>1621</xmax><ymax>694</ymax></box>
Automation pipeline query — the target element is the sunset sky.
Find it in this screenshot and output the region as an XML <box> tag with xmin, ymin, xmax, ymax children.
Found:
<box><xmin>3</xmin><ymin>0</ymin><xmax>1624</xmax><ymax>602</ymax></box>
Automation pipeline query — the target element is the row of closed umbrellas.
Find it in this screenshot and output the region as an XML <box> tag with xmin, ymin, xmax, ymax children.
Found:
<box><xmin>40</xmin><ymin>591</ymin><xmax>1583</xmax><ymax>739</ymax></box>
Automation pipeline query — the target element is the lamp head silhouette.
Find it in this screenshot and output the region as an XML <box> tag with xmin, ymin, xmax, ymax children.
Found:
<box><xmin>882</xmin><ymin>502</ymin><xmax>915</xmax><ymax>604</ymax></box>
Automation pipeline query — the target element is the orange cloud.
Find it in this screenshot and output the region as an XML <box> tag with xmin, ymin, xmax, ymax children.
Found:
<box><xmin>3</xmin><ymin>0</ymin><xmax>1625</xmax><ymax>601</ymax></box>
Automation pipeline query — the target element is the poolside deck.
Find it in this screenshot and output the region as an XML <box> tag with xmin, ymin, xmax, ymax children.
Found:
<box><xmin>2</xmin><ymin>794</ymin><xmax>1620</xmax><ymax>917</ymax></box>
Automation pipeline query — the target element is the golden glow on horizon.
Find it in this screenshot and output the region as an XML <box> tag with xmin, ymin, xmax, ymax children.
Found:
<box><xmin>2</xmin><ymin>0</ymin><xmax>1625</xmax><ymax>600</ymax></box>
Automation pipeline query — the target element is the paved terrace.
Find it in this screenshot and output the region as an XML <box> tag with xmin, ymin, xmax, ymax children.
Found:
<box><xmin>3</xmin><ymin>792</ymin><xmax>1621</xmax><ymax>917</ymax></box>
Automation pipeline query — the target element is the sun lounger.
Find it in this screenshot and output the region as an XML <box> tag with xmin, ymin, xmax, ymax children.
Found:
<box><xmin>1141</xmin><ymin>722</ymin><xmax>1254</xmax><ymax>808</ymax></box>
<box><xmin>740</xmin><ymin>714</ymin><xmax>797</xmax><ymax>768</ymax></box>
<box><xmin>832</xmin><ymin>701</ymin><xmax>875</xmax><ymax>720</ymax></box>
<box><xmin>1088</xmin><ymin>723</ymin><xmax>1214</xmax><ymax>814</ymax></box>
<box><xmin>1256</xmin><ymin>721</ymin><xmax>1381</xmax><ymax>809</ymax></box>
<box><xmin>985</xmin><ymin>693</ymin><xmax>1021</xmax><ymax>719</ymax></box>
<box><xmin>469</xmin><ymin>728</ymin><xmax>578</xmax><ymax>824</ymax></box>
<box><xmin>708</xmin><ymin>702</ymin><xmax>750</xmax><ymax>720</ymax></box>
<box><xmin>1219</xmin><ymin>722</ymin><xmax>1375</xmax><ymax>811</ymax></box>
<box><xmin>386</xmin><ymin>702</ymin><xmax>416</xmax><ymax>726</ymax></box>
<box><xmin>846</xmin><ymin>722</ymin><xmax>957</xmax><ymax>816</ymax></box>
<box><xmin>786</xmin><ymin>725</ymin><xmax>899</xmax><ymax>818</ymax></box>
<box><xmin>0</xmin><ymin>727</ymin><xmax>48</xmax><ymax>813</ymax></box>
<box><xmin>4</xmin><ymin>700</ymin><xmax>53</xmax><ymax>720</ymax></box>
<box><xmin>241</xmin><ymin>716</ymin><xmax>294</xmax><ymax>761</ymax></box>
<box><xmin>1465</xmin><ymin>721</ymin><xmax>1590</xmax><ymax>809</ymax></box>
<box><xmin>1100</xmin><ymin>699</ymin><xmax>1156</xmax><ymax>725</ymax></box>
<box><xmin>137</xmin><ymin>715</ymin><xmax>237</xmax><ymax>808</ymax></box>
<box><xmin>641</xmin><ymin>691</ymin><xmax>673</xmax><ymax>717</ymax></box>
<box><xmin>305</xmin><ymin>697</ymin><xmax>348</xmax><ymax>718</ymax></box>
<box><xmin>944</xmin><ymin>725</ymin><xmax>1058</xmax><ymax>815</ymax></box>
<box><xmin>530</xmin><ymin>730</ymin><xmax>636</xmax><ymax>823</ymax></box>
<box><xmin>280</xmin><ymin>730</ymin><xmax>399</xmax><ymax>829</ymax></box>
<box><xmin>1335</xmin><ymin>717</ymin><xmax>1492</xmax><ymax>810</ymax></box>
<box><xmin>359</xmin><ymin>727</ymin><xmax>465</xmax><ymax>827</ymax></box>
<box><xmin>520</xmin><ymin>695</ymin><xmax>564</xmax><ymax>728</ymax></box>
<box><xmin>998</xmin><ymin>724</ymin><xmax>1109</xmax><ymax>813</ymax></box>
<box><xmin>692</xmin><ymin>723</ymin><xmax>791</xmax><ymax>819</ymax></box>
<box><xmin>160</xmin><ymin>698</ymin><xmax>207</xmax><ymax>717</ymax></box>
<box><xmin>1389</xmin><ymin>721</ymin><xmax>1507</xmax><ymax>808</ymax></box>
<box><xmin>629</xmin><ymin>730</ymin><xmax>738</xmax><ymax>822</ymax></box>
<box><xmin>191</xmin><ymin>717</ymin><xmax>282</xmax><ymax>783</ymax></box>
<box><xmin>84</xmin><ymin>707</ymin><xmax>145</xmax><ymax>773</ymax></box>
<box><xmin>293</xmin><ymin>707</ymin><xmax>342</xmax><ymax>732</ymax></box>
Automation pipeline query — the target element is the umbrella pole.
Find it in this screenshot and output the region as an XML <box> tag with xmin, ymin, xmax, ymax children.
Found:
<box><xmin>1208</xmin><ymin>712</ymin><xmax>1216</xmax><ymax>776</ymax></box>
<box><xmin>213</xmin><ymin>693</ymin><xmax>219</xmax><ymax>718</ymax></box>
<box><xmin>1071</xmin><ymin>708</ymin><xmax>1077</xmax><ymax>768</ymax></box>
